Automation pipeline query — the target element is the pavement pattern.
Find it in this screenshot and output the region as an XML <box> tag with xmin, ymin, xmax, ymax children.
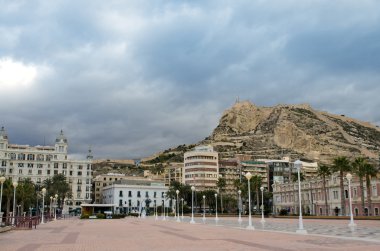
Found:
<box><xmin>0</xmin><ymin>216</ymin><xmax>380</xmax><ymax>251</ymax></box>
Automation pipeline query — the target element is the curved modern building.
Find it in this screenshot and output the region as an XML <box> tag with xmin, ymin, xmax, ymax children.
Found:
<box><xmin>183</xmin><ymin>145</ymin><xmax>218</xmax><ymax>190</ymax></box>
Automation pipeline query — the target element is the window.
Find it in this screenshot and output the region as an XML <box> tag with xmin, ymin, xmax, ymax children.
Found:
<box><xmin>27</xmin><ymin>154</ymin><xmax>35</xmax><ymax>160</ymax></box>
<box><xmin>27</xmin><ymin>163</ymin><xmax>33</xmax><ymax>168</ymax></box>
<box><xmin>137</xmin><ymin>201</ymin><xmax>140</xmax><ymax>207</ymax></box>
<box><xmin>119</xmin><ymin>199</ymin><xmax>123</xmax><ymax>207</ymax></box>
<box><xmin>9</xmin><ymin>169</ymin><xmax>13</xmax><ymax>174</ymax></box>
<box><xmin>19</xmin><ymin>169</ymin><xmax>22</xmax><ymax>174</ymax></box>
<box><xmin>70</xmin><ymin>171</ymin><xmax>73</xmax><ymax>176</ymax></box>
<box><xmin>62</xmin><ymin>170</ymin><xmax>66</xmax><ymax>175</ymax></box>
<box><xmin>77</xmin><ymin>185</ymin><xmax>82</xmax><ymax>192</ymax></box>
<box><xmin>28</xmin><ymin>169</ymin><xmax>32</xmax><ymax>175</ymax></box>
<box><xmin>154</xmin><ymin>192</ymin><xmax>156</xmax><ymax>198</ymax></box>
<box><xmin>137</xmin><ymin>191</ymin><xmax>141</xmax><ymax>197</ymax></box>
<box><xmin>54</xmin><ymin>170</ymin><xmax>58</xmax><ymax>175</ymax></box>
<box><xmin>37</xmin><ymin>164</ymin><xmax>43</xmax><ymax>169</ymax></box>
<box><xmin>38</xmin><ymin>170</ymin><xmax>42</xmax><ymax>175</ymax></box>
<box><xmin>373</xmin><ymin>185</ymin><xmax>378</xmax><ymax>197</ymax></box>
<box><xmin>375</xmin><ymin>208</ymin><xmax>379</xmax><ymax>216</ymax></box>
<box><xmin>162</xmin><ymin>192</ymin><xmax>164</xmax><ymax>198</ymax></box>
<box><xmin>128</xmin><ymin>191</ymin><xmax>132</xmax><ymax>197</ymax></box>
<box><xmin>145</xmin><ymin>191</ymin><xmax>149</xmax><ymax>198</ymax></box>
<box><xmin>1</xmin><ymin>161</ymin><xmax>6</xmax><ymax>167</ymax></box>
<box><xmin>18</xmin><ymin>163</ymin><xmax>24</xmax><ymax>168</ymax></box>
<box><xmin>345</xmin><ymin>190</ymin><xmax>349</xmax><ymax>199</ymax></box>
<box><xmin>63</xmin><ymin>163</ymin><xmax>67</xmax><ymax>169</ymax></box>
<box><xmin>10</xmin><ymin>153</ymin><xmax>16</xmax><ymax>160</ymax></box>
<box><xmin>128</xmin><ymin>200</ymin><xmax>132</xmax><ymax>207</ymax></box>
<box><xmin>119</xmin><ymin>191</ymin><xmax>123</xmax><ymax>197</ymax></box>
<box><xmin>18</xmin><ymin>153</ymin><xmax>25</xmax><ymax>160</ymax></box>
<box><xmin>46</xmin><ymin>155</ymin><xmax>52</xmax><ymax>161</ymax></box>
<box><xmin>78</xmin><ymin>171</ymin><xmax>82</xmax><ymax>176</ymax></box>
<box><xmin>47</xmin><ymin>170</ymin><xmax>51</xmax><ymax>175</ymax></box>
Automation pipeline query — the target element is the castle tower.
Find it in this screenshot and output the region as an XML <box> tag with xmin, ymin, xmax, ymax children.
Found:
<box><xmin>87</xmin><ymin>146</ymin><xmax>93</xmax><ymax>160</ymax></box>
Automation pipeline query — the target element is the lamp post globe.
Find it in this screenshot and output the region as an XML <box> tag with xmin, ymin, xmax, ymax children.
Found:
<box><xmin>41</xmin><ymin>188</ymin><xmax>46</xmax><ymax>224</ymax></box>
<box><xmin>260</xmin><ymin>186</ymin><xmax>265</xmax><ymax>223</ymax></box>
<box><xmin>176</xmin><ymin>190</ymin><xmax>180</xmax><ymax>222</ymax></box>
<box><xmin>238</xmin><ymin>190</ymin><xmax>242</xmax><ymax>223</ymax></box>
<box><xmin>346</xmin><ymin>173</ymin><xmax>356</xmax><ymax>227</ymax></box>
<box><xmin>245</xmin><ymin>172</ymin><xmax>254</xmax><ymax>230</ymax></box>
<box><xmin>294</xmin><ymin>160</ymin><xmax>307</xmax><ymax>234</ymax></box>
<box><xmin>190</xmin><ymin>186</ymin><xmax>195</xmax><ymax>224</ymax></box>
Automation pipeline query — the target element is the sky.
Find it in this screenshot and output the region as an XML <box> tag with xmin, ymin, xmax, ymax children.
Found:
<box><xmin>1</xmin><ymin>0</ymin><xmax>380</xmax><ymax>160</ymax></box>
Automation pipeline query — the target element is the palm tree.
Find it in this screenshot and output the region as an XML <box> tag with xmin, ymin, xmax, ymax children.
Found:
<box><xmin>2</xmin><ymin>178</ymin><xmax>13</xmax><ymax>217</ymax></box>
<box><xmin>317</xmin><ymin>164</ymin><xmax>331</xmax><ymax>216</ymax></box>
<box><xmin>251</xmin><ymin>175</ymin><xmax>262</xmax><ymax>213</ymax></box>
<box><xmin>352</xmin><ymin>157</ymin><xmax>367</xmax><ymax>215</ymax></box>
<box><xmin>331</xmin><ymin>156</ymin><xmax>351</xmax><ymax>216</ymax></box>
<box><xmin>17</xmin><ymin>178</ymin><xmax>36</xmax><ymax>215</ymax></box>
<box><xmin>364</xmin><ymin>163</ymin><xmax>377</xmax><ymax>216</ymax></box>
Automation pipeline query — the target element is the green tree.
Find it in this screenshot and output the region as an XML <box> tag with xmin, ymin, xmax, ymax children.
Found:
<box><xmin>17</xmin><ymin>178</ymin><xmax>36</xmax><ymax>215</ymax></box>
<box><xmin>331</xmin><ymin>156</ymin><xmax>351</xmax><ymax>216</ymax></box>
<box><xmin>352</xmin><ymin>157</ymin><xmax>367</xmax><ymax>215</ymax></box>
<box><xmin>317</xmin><ymin>164</ymin><xmax>331</xmax><ymax>216</ymax></box>
<box><xmin>2</xmin><ymin>178</ymin><xmax>14</xmax><ymax>216</ymax></box>
<box><xmin>43</xmin><ymin>174</ymin><xmax>71</xmax><ymax>208</ymax></box>
<box><xmin>251</xmin><ymin>175</ymin><xmax>262</xmax><ymax>212</ymax></box>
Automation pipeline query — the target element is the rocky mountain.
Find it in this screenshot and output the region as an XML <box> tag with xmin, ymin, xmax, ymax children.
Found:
<box><xmin>200</xmin><ymin>101</ymin><xmax>380</xmax><ymax>163</ymax></box>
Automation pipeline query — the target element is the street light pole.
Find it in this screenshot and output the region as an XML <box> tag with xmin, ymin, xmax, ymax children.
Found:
<box><xmin>176</xmin><ymin>190</ymin><xmax>180</xmax><ymax>222</ymax></box>
<box><xmin>190</xmin><ymin>186</ymin><xmax>195</xmax><ymax>224</ymax></box>
<box><xmin>41</xmin><ymin>188</ymin><xmax>46</xmax><ymax>224</ymax></box>
<box><xmin>295</xmin><ymin>160</ymin><xmax>307</xmax><ymax>234</ymax></box>
<box><xmin>260</xmin><ymin>187</ymin><xmax>265</xmax><ymax>223</ymax></box>
<box><xmin>12</xmin><ymin>181</ymin><xmax>18</xmax><ymax>226</ymax></box>
<box><xmin>214</xmin><ymin>193</ymin><xmax>218</xmax><ymax>222</ymax></box>
<box><xmin>54</xmin><ymin>194</ymin><xmax>58</xmax><ymax>221</ymax></box>
<box><xmin>202</xmin><ymin>195</ymin><xmax>206</xmax><ymax>223</ymax></box>
<box><xmin>346</xmin><ymin>173</ymin><xmax>356</xmax><ymax>227</ymax></box>
<box><xmin>181</xmin><ymin>198</ymin><xmax>184</xmax><ymax>220</ymax></box>
<box><xmin>245</xmin><ymin>172</ymin><xmax>254</xmax><ymax>230</ymax></box>
<box><xmin>238</xmin><ymin>190</ymin><xmax>242</xmax><ymax>223</ymax></box>
<box><xmin>0</xmin><ymin>176</ymin><xmax>5</xmax><ymax>223</ymax></box>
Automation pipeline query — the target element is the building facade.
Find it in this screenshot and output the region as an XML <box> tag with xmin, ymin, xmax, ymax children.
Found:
<box><xmin>183</xmin><ymin>145</ymin><xmax>219</xmax><ymax>190</ymax></box>
<box><xmin>218</xmin><ymin>159</ymin><xmax>240</xmax><ymax>195</ymax></box>
<box><xmin>0</xmin><ymin>127</ymin><xmax>92</xmax><ymax>211</ymax></box>
<box><xmin>93</xmin><ymin>173</ymin><xmax>130</xmax><ymax>204</ymax></box>
<box><xmin>164</xmin><ymin>162</ymin><xmax>183</xmax><ymax>186</ymax></box>
<box><xmin>102</xmin><ymin>179</ymin><xmax>168</xmax><ymax>214</ymax></box>
<box><xmin>272</xmin><ymin>174</ymin><xmax>380</xmax><ymax>216</ymax></box>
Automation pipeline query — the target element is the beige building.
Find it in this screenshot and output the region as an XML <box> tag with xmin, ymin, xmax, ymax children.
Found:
<box><xmin>164</xmin><ymin>162</ymin><xmax>183</xmax><ymax>186</ymax></box>
<box><xmin>241</xmin><ymin>160</ymin><xmax>269</xmax><ymax>189</ymax></box>
<box><xmin>0</xmin><ymin>127</ymin><xmax>92</xmax><ymax>211</ymax></box>
<box><xmin>218</xmin><ymin>159</ymin><xmax>240</xmax><ymax>195</ymax></box>
<box><xmin>183</xmin><ymin>145</ymin><xmax>219</xmax><ymax>190</ymax></box>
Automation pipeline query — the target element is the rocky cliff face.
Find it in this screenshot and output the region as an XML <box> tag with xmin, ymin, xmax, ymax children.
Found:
<box><xmin>202</xmin><ymin>101</ymin><xmax>380</xmax><ymax>163</ymax></box>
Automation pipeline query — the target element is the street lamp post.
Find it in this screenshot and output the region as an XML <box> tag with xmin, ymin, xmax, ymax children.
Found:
<box><xmin>260</xmin><ymin>187</ymin><xmax>265</xmax><ymax>223</ymax></box>
<box><xmin>50</xmin><ymin>196</ymin><xmax>53</xmax><ymax>219</ymax></box>
<box><xmin>12</xmin><ymin>181</ymin><xmax>18</xmax><ymax>226</ymax></box>
<box><xmin>54</xmin><ymin>194</ymin><xmax>58</xmax><ymax>221</ymax></box>
<box><xmin>245</xmin><ymin>172</ymin><xmax>254</xmax><ymax>230</ymax></box>
<box><xmin>202</xmin><ymin>195</ymin><xmax>206</xmax><ymax>223</ymax></box>
<box><xmin>346</xmin><ymin>173</ymin><xmax>356</xmax><ymax>227</ymax></box>
<box><xmin>0</xmin><ymin>176</ymin><xmax>5</xmax><ymax>224</ymax></box>
<box><xmin>176</xmin><ymin>190</ymin><xmax>180</xmax><ymax>222</ymax></box>
<box><xmin>181</xmin><ymin>198</ymin><xmax>184</xmax><ymax>220</ymax></box>
<box><xmin>190</xmin><ymin>186</ymin><xmax>195</xmax><ymax>224</ymax></box>
<box><xmin>214</xmin><ymin>193</ymin><xmax>218</xmax><ymax>222</ymax></box>
<box><xmin>238</xmin><ymin>190</ymin><xmax>242</xmax><ymax>223</ymax></box>
<box><xmin>162</xmin><ymin>194</ymin><xmax>166</xmax><ymax>221</ymax></box>
<box><xmin>295</xmin><ymin>160</ymin><xmax>307</xmax><ymax>234</ymax></box>
<box><xmin>41</xmin><ymin>188</ymin><xmax>46</xmax><ymax>224</ymax></box>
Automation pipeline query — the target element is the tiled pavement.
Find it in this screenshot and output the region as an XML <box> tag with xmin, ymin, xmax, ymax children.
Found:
<box><xmin>0</xmin><ymin>217</ymin><xmax>379</xmax><ymax>251</ymax></box>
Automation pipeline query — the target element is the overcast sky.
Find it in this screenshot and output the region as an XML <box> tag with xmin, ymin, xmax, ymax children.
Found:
<box><xmin>1</xmin><ymin>0</ymin><xmax>379</xmax><ymax>159</ymax></box>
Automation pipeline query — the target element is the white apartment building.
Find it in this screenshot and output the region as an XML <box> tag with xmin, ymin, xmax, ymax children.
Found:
<box><xmin>0</xmin><ymin>127</ymin><xmax>92</xmax><ymax>212</ymax></box>
<box><xmin>183</xmin><ymin>145</ymin><xmax>219</xmax><ymax>190</ymax></box>
<box><xmin>102</xmin><ymin>179</ymin><xmax>168</xmax><ymax>214</ymax></box>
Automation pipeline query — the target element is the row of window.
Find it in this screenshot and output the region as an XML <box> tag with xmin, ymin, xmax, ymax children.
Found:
<box><xmin>184</xmin><ymin>174</ymin><xmax>218</xmax><ymax>178</ymax></box>
<box><xmin>2</xmin><ymin>161</ymin><xmax>90</xmax><ymax>170</ymax></box>
<box><xmin>8</xmin><ymin>168</ymin><xmax>91</xmax><ymax>177</ymax></box>
<box><xmin>185</xmin><ymin>155</ymin><xmax>217</xmax><ymax>160</ymax></box>
<box><xmin>118</xmin><ymin>190</ymin><xmax>165</xmax><ymax>198</ymax></box>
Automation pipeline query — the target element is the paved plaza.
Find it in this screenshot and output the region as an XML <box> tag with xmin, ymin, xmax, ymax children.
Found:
<box><xmin>1</xmin><ymin>216</ymin><xmax>380</xmax><ymax>251</ymax></box>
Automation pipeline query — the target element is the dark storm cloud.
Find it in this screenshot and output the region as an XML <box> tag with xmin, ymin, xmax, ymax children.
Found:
<box><xmin>1</xmin><ymin>0</ymin><xmax>379</xmax><ymax>159</ymax></box>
